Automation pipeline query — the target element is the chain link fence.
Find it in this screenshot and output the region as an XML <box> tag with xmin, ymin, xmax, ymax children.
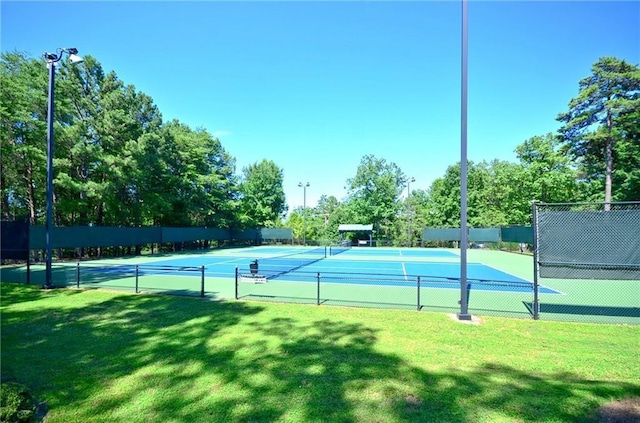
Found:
<box><xmin>533</xmin><ymin>202</ymin><xmax>640</xmax><ymax>324</ymax></box>
<box><xmin>235</xmin><ymin>267</ymin><xmax>541</xmax><ymax>319</ymax></box>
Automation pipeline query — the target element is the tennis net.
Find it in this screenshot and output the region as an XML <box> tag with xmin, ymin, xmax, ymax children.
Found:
<box><xmin>252</xmin><ymin>247</ymin><xmax>327</xmax><ymax>279</ymax></box>
<box><xmin>329</xmin><ymin>240</ymin><xmax>351</xmax><ymax>256</ymax></box>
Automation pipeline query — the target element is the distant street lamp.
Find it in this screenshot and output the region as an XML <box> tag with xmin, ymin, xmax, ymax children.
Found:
<box><xmin>298</xmin><ymin>182</ymin><xmax>310</xmax><ymax>246</ymax></box>
<box><xmin>407</xmin><ymin>177</ymin><xmax>415</xmax><ymax>247</ymax></box>
<box><xmin>43</xmin><ymin>47</ymin><xmax>83</xmax><ymax>288</ymax></box>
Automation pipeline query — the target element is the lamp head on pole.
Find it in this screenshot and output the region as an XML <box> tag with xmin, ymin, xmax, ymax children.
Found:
<box><xmin>68</xmin><ymin>53</ymin><xmax>84</xmax><ymax>64</ymax></box>
<box><xmin>43</xmin><ymin>47</ymin><xmax>83</xmax><ymax>65</ymax></box>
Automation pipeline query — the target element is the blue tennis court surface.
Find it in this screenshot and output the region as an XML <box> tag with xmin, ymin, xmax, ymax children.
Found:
<box><xmin>128</xmin><ymin>247</ymin><xmax>560</xmax><ymax>295</ymax></box>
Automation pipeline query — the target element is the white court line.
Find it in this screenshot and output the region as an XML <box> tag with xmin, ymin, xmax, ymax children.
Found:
<box><xmin>198</xmin><ymin>257</ymin><xmax>249</xmax><ymax>267</ymax></box>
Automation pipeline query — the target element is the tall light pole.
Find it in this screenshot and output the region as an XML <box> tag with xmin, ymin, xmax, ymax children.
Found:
<box><xmin>458</xmin><ymin>0</ymin><xmax>472</xmax><ymax>320</ymax></box>
<box><xmin>407</xmin><ymin>177</ymin><xmax>415</xmax><ymax>247</ymax></box>
<box><xmin>43</xmin><ymin>47</ymin><xmax>83</xmax><ymax>288</ymax></box>
<box><xmin>298</xmin><ymin>182</ymin><xmax>310</xmax><ymax>246</ymax></box>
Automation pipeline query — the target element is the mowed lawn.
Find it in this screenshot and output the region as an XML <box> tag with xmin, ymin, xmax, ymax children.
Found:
<box><xmin>1</xmin><ymin>282</ymin><xmax>639</xmax><ymax>423</ymax></box>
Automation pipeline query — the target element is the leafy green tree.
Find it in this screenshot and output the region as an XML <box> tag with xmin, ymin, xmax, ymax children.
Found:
<box><xmin>612</xmin><ymin>106</ymin><xmax>640</xmax><ymax>200</ymax></box>
<box><xmin>141</xmin><ymin>121</ymin><xmax>237</xmax><ymax>227</ymax></box>
<box><xmin>557</xmin><ymin>57</ymin><xmax>640</xmax><ymax>206</ymax></box>
<box><xmin>515</xmin><ymin>133</ymin><xmax>580</xmax><ymax>206</ymax></box>
<box><xmin>477</xmin><ymin>160</ymin><xmax>530</xmax><ymax>226</ymax></box>
<box><xmin>1</xmin><ymin>51</ymin><xmax>240</xmax><ymax>232</ymax></box>
<box><xmin>426</xmin><ymin>161</ymin><xmax>486</xmax><ymax>227</ymax></box>
<box><xmin>425</xmin><ymin>160</ymin><xmax>532</xmax><ymax>228</ymax></box>
<box><xmin>286</xmin><ymin>208</ymin><xmax>304</xmax><ymax>242</ymax></box>
<box><xmin>344</xmin><ymin>155</ymin><xmax>405</xmax><ymax>239</ymax></box>
<box><xmin>54</xmin><ymin>58</ymin><xmax>164</xmax><ymax>226</ymax></box>
<box><xmin>239</xmin><ymin>159</ymin><xmax>287</xmax><ymax>228</ymax></box>
<box><xmin>313</xmin><ymin>195</ymin><xmax>344</xmax><ymax>242</ymax></box>
<box><xmin>0</xmin><ymin>51</ymin><xmax>48</xmax><ymax>223</ymax></box>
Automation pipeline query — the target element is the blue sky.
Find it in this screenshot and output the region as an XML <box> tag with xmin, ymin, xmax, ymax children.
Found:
<box><xmin>2</xmin><ymin>1</ymin><xmax>638</xmax><ymax>211</ymax></box>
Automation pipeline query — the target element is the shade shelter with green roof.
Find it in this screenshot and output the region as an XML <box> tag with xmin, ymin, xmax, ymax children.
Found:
<box><xmin>338</xmin><ymin>224</ymin><xmax>373</xmax><ymax>246</ymax></box>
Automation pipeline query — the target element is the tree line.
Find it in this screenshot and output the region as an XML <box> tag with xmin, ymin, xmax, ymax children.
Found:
<box><xmin>2</xmin><ymin>52</ymin><xmax>638</xmax><ymax>246</ymax></box>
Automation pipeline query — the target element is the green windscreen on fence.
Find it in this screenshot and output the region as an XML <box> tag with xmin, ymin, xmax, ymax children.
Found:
<box><xmin>1</xmin><ymin>221</ymin><xmax>29</xmax><ymax>259</ymax></box>
<box><xmin>26</xmin><ymin>225</ymin><xmax>295</xmax><ymax>250</ymax></box>
<box><xmin>537</xmin><ymin>207</ymin><xmax>640</xmax><ymax>280</ymax></box>
<box><xmin>501</xmin><ymin>226</ymin><xmax>533</xmax><ymax>243</ymax></box>
<box><xmin>27</xmin><ymin>225</ymin><xmax>282</xmax><ymax>249</ymax></box>
<box><xmin>422</xmin><ymin>227</ymin><xmax>500</xmax><ymax>242</ymax></box>
<box><xmin>162</xmin><ymin>227</ymin><xmax>230</xmax><ymax>243</ymax></box>
<box><xmin>422</xmin><ymin>228</ymin><xmax>461</xmax><ymax>241</ymax></box>
<box><xmin>29</xmin><ymin>226</ymin><xmax>162</xmax><ymax>249</ymax></box>
<box><xmin>260</xmin><ymin>228</ymin><xmax>293</xmax><ymax>240</ymax></box>
<box><xmin>231</xmin><ymin>228</ymin><xmax>293</xmax><ymax>242</ymax></box>
<box><xmin>232</xmin><ymin>229</ymin><xmax>259</xmax><ymax>241</ymax></box>
<box><xmin>470</xmin><ymin>228</ymin><xmax>500</xmax><ymax>242</ymax></box>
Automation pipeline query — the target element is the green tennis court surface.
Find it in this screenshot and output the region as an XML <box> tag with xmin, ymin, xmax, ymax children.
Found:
<box><xmin>2</xmin><ymin>247</ymin><xmax>637</xmax><ymax>324</ymax></box>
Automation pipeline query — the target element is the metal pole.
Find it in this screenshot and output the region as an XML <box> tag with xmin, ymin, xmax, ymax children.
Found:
<box><xmin>201</xmin><ymin>265</ymin><xmax>205</xmax><ymax>297</ymax></box>
<box><xmin>76</xmin><ymin>262</ymin><xmax>80</xmax><ymax>289</ymax></box>
<box><xmin>417</xmin><ymin>276</ymin><xmax>421</xmax><ymax>311</ymax></box>
<box><xmin>299</xmin><ymin>182</ymin><xmax>310</xmax><ymax>246</ymax></box>
<box><xmin>135</xmin><ymin>265</ymin><xmax>139</xmax><ymax>293</ymax></box>
<box><xmin>44</xmin><ymin>60</ymin><xmax>56</xmax><ymax>289</ymax></box>
<box><xmin>235</xmin><ymin>266</ymin><xmax>239</xmax><ymax>299</ymax></box>
<box><xmin>532</xmin><ymin>202</ymin><xmax>540</xmax><ymax>320</ymax></box>
<box><xmin>407</xmin><ymin>177</ymin><xmax>415</xmax><ymax>247</ymax></box>
<box><xmin>316</xmin><ymin>272</ymin><xmax>320</xmax><ymax>306</ymax></box>
<box><xmin>458</xmin><ymin>0</ymin><xmax>471</xmax><ymax>320</ymax></box>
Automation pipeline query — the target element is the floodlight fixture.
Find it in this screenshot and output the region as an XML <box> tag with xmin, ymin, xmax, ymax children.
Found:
<box><xmin>68</xmin><ymin>54</ymin><xmax>84</xmax><ymax>64</ymax></box>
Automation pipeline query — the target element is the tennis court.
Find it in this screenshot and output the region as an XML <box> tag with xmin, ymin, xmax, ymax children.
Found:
<box><xmin>90</xmin><ymin>246</ymin><xmax>545</xmax><ymax>291</ymax></box>
<box><xmin>2</xmin><ymin>246</ymin><xmax>636</xmax><ymax>323</ymax></box>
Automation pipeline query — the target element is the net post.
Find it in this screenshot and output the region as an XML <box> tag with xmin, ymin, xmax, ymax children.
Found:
<box><xmin>27</xmin><ymin>258</ymin><xmax>31</xmax><ymax>285</ymax></box>
<box><xmin>417</xmin><ymin>276</ymin><xmax>421</xmax><ymax>311</ymax></box>
<box><xmin>76</xmin><ymin>262</ymin><xmax>80</xmax><ymax>289</ymax></box>
<box><xmin>135</xmin><ymin>265</ymin><xmax>139</xmax><ymax>294</ymax></box>
<box><xmin>235</xmin><ymin>267</ymin><xmax>239</xmax><ymax>300</ymax></box>
<box><xmin>532</xmin><ymin>201</ymin><xmax>540</xmax><ymax>320</ymax></box>
<box><xmin>200</xmin><ymin>265</ymin><xmax>205</xmax><ymax>297</ymax></box>
<box><xmin>317</xmin><ymin>272</ymin><xmax>321</xmax><ymax>306</ymax></box>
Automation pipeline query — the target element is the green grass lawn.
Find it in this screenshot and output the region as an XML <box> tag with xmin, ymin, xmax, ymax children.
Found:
<box><xmin>1</xmin><ymin>282</ymin><xmax>639</xmax><ymax>422</ymax></box>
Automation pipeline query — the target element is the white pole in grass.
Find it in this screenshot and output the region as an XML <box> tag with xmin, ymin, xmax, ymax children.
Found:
<box><xmin>458</xmin><ymin>0</ymin><xmax>472</xmax><ymax>320</ymax></box>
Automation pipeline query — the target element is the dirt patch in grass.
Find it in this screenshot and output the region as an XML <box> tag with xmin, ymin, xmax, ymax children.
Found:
<box><xmin>596</xmin><ymin>397</ymin><xmax>640</xmax><ymax>423</ymax></box>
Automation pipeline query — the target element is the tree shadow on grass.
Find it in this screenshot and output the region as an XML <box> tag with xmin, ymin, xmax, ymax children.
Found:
<box><xmin>1</xmin><ymin>283</ymin><xmax>638</xmax><ymax>422</ymax></box>
<box><xmin>0</xmin><ymin>282</ymin><xmax>85</xmax><ymax>307</ymax></box>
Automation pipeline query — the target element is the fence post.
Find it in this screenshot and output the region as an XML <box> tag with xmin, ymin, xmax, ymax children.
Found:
<box><xmin>466</xmin><ymin>283</ymin><xmax>471</xmax><ymax>308</ymax></box>
<box><xmin>235</xmin><ymin>267</ymin><xmax>238</xmax><ymax>300</ymax></box>
<box><xmin>317</xmin><ymin>272</ymin><xmax>321</xmax><ymax>306</ymax></box>
<box><xmin>76</xmin><ymin>262</ymin><xmax>80</xmax><ymax>289</ymax></box>
<box><xmin>200</xmin><ymin>265</ymin><xmax>205</xmax><ymax>298</ymax></box>
<box><xmin>417</xmin><ymin>276</ymin><xmax>421</xmax><ymax>311</ymax></box>
<box><xmin>135</xmin><ymin>265</ymin><xmax>139</xmax><ymax>294</ymax></box>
